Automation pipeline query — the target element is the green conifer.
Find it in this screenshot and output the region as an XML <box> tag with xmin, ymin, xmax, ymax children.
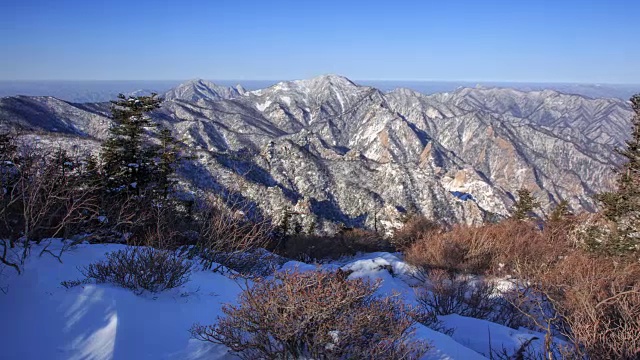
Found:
<box><xmin>155</xmin><ymin>127</ymin><xmax>183</xmax><ymax>199</ymax></box>
<box><xmin>101</xmin><ymin>93</ymin><xmax>161</xmax><ymax>194</ymax></box>
<box><xmin>512</xmin><ymin>188</ymin><xmax>540</xmax><ymax>220</ymax></box>
<box><xmin>595</xmin><ymin>94</ymin><xmax>640</xmax><ymax>254</ymax></box>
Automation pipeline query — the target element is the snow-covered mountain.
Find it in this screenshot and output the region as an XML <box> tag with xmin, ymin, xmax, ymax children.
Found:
<box><xmin>164</xmin><ymin>79</ymin><xmax>245</xmax><ymax>102</ymax></box>
<box><xmin>0</xmin><ymin>75</ymin><xmax>634</xmax><ymax>232</ymax></box>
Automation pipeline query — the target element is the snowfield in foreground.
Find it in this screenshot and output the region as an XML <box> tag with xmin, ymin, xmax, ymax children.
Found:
<box><xmin>0</xmin><ymin>241</ymin><xmax>548</xmax><ymax>359</ymax></box>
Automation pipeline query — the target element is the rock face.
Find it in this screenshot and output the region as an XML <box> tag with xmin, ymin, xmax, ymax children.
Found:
<box><xmin>0</xmin><ymin>75</ymin><xmax>633</xmax><ymax>233</ymax></box>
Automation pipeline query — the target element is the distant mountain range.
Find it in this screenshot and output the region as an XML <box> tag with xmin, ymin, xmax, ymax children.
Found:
<box><xmin>1</xmin><ymin>79</ymin><xmax>638</xmax><ymax>103</ymax></box>
<box><xmin>0</xmin><ymin>75</ymin><xmax>634</xmax><ymax>232</ymax></box>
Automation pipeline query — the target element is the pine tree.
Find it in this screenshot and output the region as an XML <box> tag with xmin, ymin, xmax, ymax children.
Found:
<box><xmin>154</xmin><ymin>127</ymin><xmax>183</xmax><ymax>199</ymax></box>
<box><xmin>101</xmin><ymin>93</ymin><xmax>161</xmax><ymax>194</ymax></box>
<box><xmin>512</xmin><ymin>188</ymin><xmax>540</xmax><ymax>220</ymax></box>
<box><xmin>0</xmin><ymin>133</ymin><xmax>18</xmax><ymax>187</ymax></box>
<box><xmin>548</xmin><ymin>199</ymin><xmax>572</xmax><ymax>222</ymax></box>
<box><xmin>0</xmin><ymin>133</ymin><xmax>17</xmax><ymax>162</ymax></box>
<box><xmin>82</xmin><ymin>154</ymin><xmax>102</xmax><ymax>186</ymax></box>
<box><xmin>595</xmin><ymin>94</ymin><xmax>640</xmax><ymax>254</ymax></box>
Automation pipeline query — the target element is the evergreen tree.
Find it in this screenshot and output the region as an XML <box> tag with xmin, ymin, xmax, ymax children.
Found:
<box><xmin>512</xmin><ymin>188</ymin><xmax>540</xmax><ymax>220</ymax></box>
<box><xmin>82</xmin><ymin>154</ymin><xmax>102</xmax><ymax>186</ymax></box>
<box><xmin>101</xmin><ymin>93</ymin><xmax>161</xmax><ymax>194</ymax></box>
<box><xmin>548</xmin><ymin>199</ymin><xmax>572</xmax><ymax>222</ymax></box>
<box><xmin>0</xmin><ymin>133</ymin><xmax>17</xmax><ymax>162</ymax></box>
<box><xmin>0</xmin><ymin>133</ymin><xmax>18</xmax><ymax>187</ymax></box>
<box><xmin>595</xmin><ymin>94</ymin><xmax>640</xmax><ymax>254</ymax></box>
<box><xmin>154</xmin><ymin>127</ymin><xmax>183</xmax><ymax>199</ymax></box>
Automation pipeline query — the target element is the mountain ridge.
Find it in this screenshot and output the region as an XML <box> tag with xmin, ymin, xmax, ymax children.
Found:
<box><xmin>0</xmin><ymin>74</ymin><xmax>633</xmax><ymax>233</ymax></box>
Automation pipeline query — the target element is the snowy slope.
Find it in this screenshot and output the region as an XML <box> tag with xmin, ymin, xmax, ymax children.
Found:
<box><xmin>0</xmin><ymin>242</ymin><xmax>548</xmax><ymax>359</ymax></box>
<box><xmin>1</xmin><ymin>76</ymin><xmax>632</xmax><ymax>233</ymax></box>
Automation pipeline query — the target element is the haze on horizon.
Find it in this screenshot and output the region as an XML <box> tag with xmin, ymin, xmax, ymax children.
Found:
<box><xmin>1</xmin><ymin>0</ymin><xmax>638</xmax><ymax>84</ymax></box>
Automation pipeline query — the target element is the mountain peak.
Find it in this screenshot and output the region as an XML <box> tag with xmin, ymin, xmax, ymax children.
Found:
<box><xmin>304</xmin><ymin>74</ymin><xmax>357</xmax><ymax>87</ymax></box>
<box><xmin>165</xmin><ymin>79</ymin><xmax>241</xmax><ymax>102</ymax></box>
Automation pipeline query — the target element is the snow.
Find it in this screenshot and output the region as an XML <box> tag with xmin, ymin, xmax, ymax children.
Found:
<box><xmin>425</xmin><ymin>107</ymin><xmax>443</xmax><ymax>119</ymax></box>
<box><xmin>256</xmin><ymin>100</ymin><xmax>272</xmax><ymax>111</ymax></box>
<box><xmin>440</xmin><ymin>315</ymin><xmax>546</xmax><ymax>358</ymax></box>
<box><xmin>0</xmin><ymin>242</ymin><xmax>239</xmax><ymax>360</ymax></box>
<box><xmin>0</xmin><ymin>243</ymin><xmax>550</xmax><ymax>360</ymax></box>
<box><xmin>281</xmin><ymin>96</ymin><xmax>292</xmax><ymax>106</ymax></box>
<box><xmin>333</xmin><ymin>87</ymin><xmax>345</xmax><ymax>110</ymax></box>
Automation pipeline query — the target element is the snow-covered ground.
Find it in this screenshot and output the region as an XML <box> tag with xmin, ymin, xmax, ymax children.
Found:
<box><xmin>0</xmin><ymin>241</ymin><xmax>548</xmax><ymax>359</ymax></box>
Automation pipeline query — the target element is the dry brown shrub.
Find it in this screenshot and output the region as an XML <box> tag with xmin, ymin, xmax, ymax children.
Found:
<box><xmin>405</xmin><ymin>223</ymin><xmax>495</xmax><ymax>275</ymax></box>
<box><xmin>531</xmin><ymin>253</ymin><xmax>640</xmax><ymax>360</ymax></box>
<box><xmin>191</xmin><ymin>269</ymin><xmax>427</xmax><ymax>359</ymax></box>
<box><xmin>194</xmin><ymin>195</ymin><xmax>275</xmax><ymax>272</ymax></box>
<box><xmin>416</xmin><ymin>269</ymin><xmax>526</xmax><ymax>328</ymax></box>
<box><xmin>392</xmin><ymin>215</ymin><xmax>441</xmax><ymax>250</ymax></box>
<box><xmin>405</xmin><ymin>219</ymin><xmax>573</xmax><ymax>277</ymax></box>
<box><xmin>493</xmin><ymin>219</ymin><xmax>572</xmax><ymax>278</ymax></box>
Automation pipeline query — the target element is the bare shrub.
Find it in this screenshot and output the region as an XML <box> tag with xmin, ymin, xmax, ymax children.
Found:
<box><xmin>283</xmin><ymin>228</ymin><xmax>393</xmax><ymax>261</ymax></box>
<box><xmin>392</xmin><ymin>215</ymin><xmax>441</xmax><ymax>250</ymax></box>
<box><xmin>417</xmin><ymin>270</ymin><xmax>492</xmax><ymax>317</ymax></box>
<box><xmin>60</xmin><ymin>278</ymin><xmax>91</xmax><ymax>289</ymax></box>
<box><xmin>523</xmin><ymin>254</ymin><xmax>640</xmax><ymax>360</ymax></box>
<box><xmin>405</xmin><ymin>220</ymin><xmax>571</xmax><ymax>277</ymax></box>
<box><xmin>194</xmin><ymin>195</ymin><xmax>275</xmax><ymax>273</ymax></box>
<box><xmin>191</xmin><ymin>269</ymin><xmax>427</xmax><ymax>359</ymax></box>
<box><xmin>207</xmin><ymin>249</ymin><xmax>287</xmax><ymax>278</ymax></box>
<box><xmin>81</xmin><ymin>246</ymin><xmax>192</xmax><ymax>294</ymax></box>
<box><xmin>416</xmin><ymin>269</ymin><xmax>526</xmax><ymax>328</ymax></box>
<box><xmin>491</xmin><ymin>220</ymin><xmax>571</xmax><ymax>278</ymax></box>
<box><xmin>488</xmin><ymin>338</ymin><xmax>581</xmax><ymax>360</ymax></box>
<box><xmin>131</xmin><ymin>197</ymin><xmax>199</xmax><ymax>249</ymax></box>
<box><xmin>1</xmin><ymin>135</ymin><xmax>100</xmax><ymax>273</ymax></box>
<box><xmin>405</xmin><ymin>224</ymin><xmax>495</xmax><ymax>275</ymax></box>
<box><xmin>410</xmin><ymin>307</ymin><xmax>455</xmax><ymax>336</ymax></box>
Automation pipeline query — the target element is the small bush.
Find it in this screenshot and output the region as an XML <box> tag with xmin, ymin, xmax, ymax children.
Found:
<box><xmin>194</xmin><ymin>196</ymin><xmax>275</xmax><ymax>272</ymax></box>
<box><xmin>411</xmin><ymin>308</ymin><xmax>455</xmax><ymax>336</ymax></box>
<box><xmin>191</xmin><ymin>269</ymin><xmax>427</xmax><ymax>360</ymax></box>
<box><xmin>416</xmin><ymin>269</ymin><xmax>526</xmax><ymax>328</ymax></box>
<box><xmin>417</xmin><ymin>270</ymin><xmax>495</xmax><ymax>318</ymax></box>
<box><xmin>531</xmin><ymin>253</ymin><xmax>640</xmax><ymax>360</ymax></box>
<box><xmin>81</xmin><ymin>246</ymin><xmax>192</xmax><ymax>293</ymax></box>
<box><xmin>405</xmin><ymin>224</ymin><xmax>495</xmax><ymax>275</ymax></box>
<box><xmin>207</xmin><ymin>249</ymin><xmax>287</xmax><ymax>277</ymax></box>
<box><xmin>405</xmin><ymin>220</ymin><xmax>570</xmax><ymax>277</ymax></box>
<box><xmin>392</xmin><ymin>216</ymin><xmax>441</xmax><ymax>250</ymax></box>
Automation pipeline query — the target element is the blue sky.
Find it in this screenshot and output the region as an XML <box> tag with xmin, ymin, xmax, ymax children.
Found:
<box><xmin>0</xmin><ymin>0</ymin><xmax>638</xmax><ymax>83</ymax></box>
